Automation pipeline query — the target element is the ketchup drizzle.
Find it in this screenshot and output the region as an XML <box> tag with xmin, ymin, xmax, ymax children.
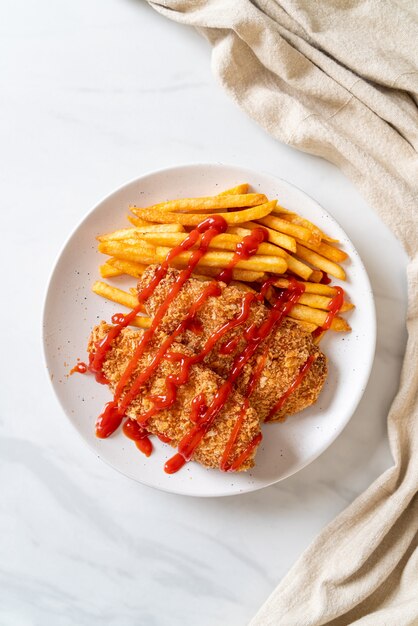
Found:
<box><xmin>312</xmin><ymin>286</ymin><xmax>345</xmax><ymax>339</ymax></box>
<box><xmin>266</xmin><ymin>354</ymin><xmax>316</xmax><ymax>421</ymax></box>
<box><xmin>219</xmin><ymin>337</ymin><xmax>240</xmax><ymax>355</ymax></box>
<box><xmin>88</xmin><ymin>220</ymin><xmax>310</xmax><ymax>473</ymax></box>
<box><xmin>96</xmin><ymin>402</ymin><xmax>124</xmax><ymax>439</ymax></box>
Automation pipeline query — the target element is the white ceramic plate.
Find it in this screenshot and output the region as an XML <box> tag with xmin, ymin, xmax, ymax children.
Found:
<box><xmin>43</xmin><ymin>164</ymin><xmax>376</xmax><ymax>497</ymax></box>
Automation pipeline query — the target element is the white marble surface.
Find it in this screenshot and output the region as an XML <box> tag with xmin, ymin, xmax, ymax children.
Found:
<box><xmin>0</xmin><ymin>1</ymin><xmax>409</xmax><ymax>625</ymax></box>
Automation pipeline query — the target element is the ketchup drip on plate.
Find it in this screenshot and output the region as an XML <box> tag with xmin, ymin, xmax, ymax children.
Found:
<box><xmin>123</xmin><ymin>418</ymin><xmax>153</xmax><ymax>457</ymax></box>
<box><xmin>69</xmin><ymin>362</ymin><xmax>87</xmax><ymax>375</ymax></box>
<box><xmin>96</xmin><ymin>402</ymin><xmax>125</xmax><ymax>438</ymax></box>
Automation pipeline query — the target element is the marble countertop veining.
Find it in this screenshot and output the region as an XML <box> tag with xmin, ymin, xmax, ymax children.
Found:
<box><xmin>0</xmin><ymin>1</ymin><xmax>409</xmax><ymax>625</ymax></box>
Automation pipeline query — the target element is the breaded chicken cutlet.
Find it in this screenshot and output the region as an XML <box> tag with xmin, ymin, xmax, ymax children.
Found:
<box><xmin>138</xmin><ymin>266</ymin><xmax>328</xmax><ymax>422</ymax></box>
<box><xmin>88</xmin><ymin>322</ymin><xmax>261</xmax><ymax>470</ymax></box>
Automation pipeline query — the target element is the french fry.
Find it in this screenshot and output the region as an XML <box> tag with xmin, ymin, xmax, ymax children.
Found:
<box><xmin>131</xmin><ymin>200</ymin><xmax>277</xmax><ymax>226</ymax></box>
<box><xmin>103</xmin><ymin>245</ymin><xmax>266</xmax><ymax>282</ymax></box>
<box><xmin>284</xmin><ymin>255</ymin><xmax>313</xmax><ymax>281</ymax></box>
<box><xmin>297</xmin><ymin>293</ymin><xmax>353</xmax><ymax>312</ymax></box>
<box><xmin>98</xmin><ymin>228</ymin><xmax>138</xmax><ymax>242</ymax></box>
<box><xmin>235</xmin><ymin>221</ymin><xmax>297</xmax><ymax>252</ymax></box>
<box><xmin>287</xmin><ymin>304</ymin><xmax>350</xmax><ymax>332</ymax></box>
<box><xmin>272</xmin><ymin>278</ymin><xmax>337</xmax><ymax>297</ymax></box>
<box><xmin>131</xmin><ymin>316</ymin><xmax>152</xmax><ymax>329</ymax></box>
<box><xmin>218</xmin><ymin>184</ymin><xmax>249</xmax><ymax>195</ymax></box>
<box><xmin>258</xmin><ymin>215</ymin><xmax>314</xmax><ymax>243</ymax></box>
<box><xmin>276</xmin><ymin>211</ymin><xmax>339</xmax><ymax>244</ymax></box>
<box><xmin>98</xmin><ymin>241</ymin><xmax>158</xmax><ymax>265</ymax></box>
<box><xmin>309</xmin><ymin>270</ymin><xmax>324</xmax><ymax>283</ymax></box>
<box><xmin>99</xmin><ymin>224</ymin><xmax>185</xmax><ymax>242</ymax></box>
<box><xmin>273</xmin><ymin>212</ymin><xmax>322</xmax><ymax>245</ymax></box>
<box><xmin>226</xmin><ymin>226</ymin><xmax>288</xmax><ymax>259</ymax></box>
<box><xmin>92</xmin><ymin>281</ymin><xmax>151</xmax><ymax>328</ymax></box>
<box><xmin>138</xmin><ymin>231</ymin><xmax>286</xmax><ymax>258</ymax></box>
<box><xmin>227</xmin><ymin>225</ymin><xmax>312</xmax><ymax>278</ymax></box>
<box><xmin>134</xmin><ymin>223</ymin><xmax>185</xmax><ymax>233</ymax></box>
<box><xmin>295</xmin><ymin>243</ymin><xmax>346</xmax><ymax>280</ymax></box>
<box><xmin>127</xmin><ymin>215</ymin><xmax>149</xmax><ymax>228</ymax></box>
<box><xmin>190</xmin><ymin>266</ymin><xmax>265</xmax><ymax>282</ymax></box>
<box><xmin>144</xmin><ymin>193</ymin><xmax>267</xmax><ymax>213</ymax></box>
<box><xmin>99</xmin><ymin>263</ymin><xmax>123</xmax><ymax>278</ymax></box>
<box><xmin>295</xmin><ymin>238</ymin><xmax>348</xmax><ymax>263</ymax></box>
<box><xmin>108</xmin><ymin>258</ymin><xmax>148</xmax><ymax>278</ymax></box>
<box><xmin>92</xmin><ymin>281</ymin><xmax>142</xmax><ymax>311</ymax></box>
<box><xmin>154</xmin><ymin>246</ymin><xmax>288</xmax><ymax>274</ymax></box>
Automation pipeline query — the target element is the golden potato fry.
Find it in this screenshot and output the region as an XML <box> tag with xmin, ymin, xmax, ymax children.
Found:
<box><xmin>135</xmin><ymin>223</ymin><xmax>185</xmax><ymax>233</ymax></box>
<box><xmin>127</xmin><ymin>215</ymin><xmax>149</xmax><ymax>228</ymax></box>
<box><xmin>273</xmin><ymin>212</ymin><xmax>322</xmax><ymax>244</ymax></box>
<box><xmin>295</xmin><ymin>243</ymin><xmax>346</xmax><ymax>280</ymax></box>
<box><xmin>287</xmin><ymin>304</ymin><xmax>350</xmax><ymax>331</ymax></box>
<box><xmin>272</xmin><ymin>278</ymin><xmax>337</xmax><ymax>297</ymax></box>
<box><xmin>154</xmin><ymin>246</ymin><xmax>287</xmax><ymax>274</ymax></box>
<box><xmin>190</xmin><ymin>266</ymin><xmax>265</xmax><ymax>282</ymax></box>
<box><xmin>131</xmin><ymin>200</ymin><xmax>276</xmax><ymax>226</ymax></box>
<box><xmin>297</xmin><ymin>293</ymin><xmax>353</xmax><ymax>312</ymax></box>
<box><xmin>278</xmin><ymin>211</ymin><xmax>339</xmax><ymax>244</ymax></box>
<box><xmin>98</xmin><ymin>228</ymin><xmax>138</xmax><ymax>242</ymax></box>
<box><xmin>309</xmin><ymin>270</ymin><xmax>324</xmax><ymax>283</ymax></box>
<box><xmin>258</xmin><ymin>215</ymin><xmax>313</xmax><ymax>243</ymax></box>
<box><xmin>227</xmin><ymin>225</ymin><xmax>311</xmax><ymax>277</ymax></box>
<box><xmin>98</xmin><ymin>241</ymin><xmax>158</xmax><ymax>265</ymax></box>
<box><xmin>99</xmin><ymin>263</ymin><xmax>123</xmax><ymax>278</ymax></box>
<box><xmin>92</xmin><ymin>281</ymin><xmax>151</xmax><ymax>328</ymax></box>
<box><xmin>284</xmin><ymin>255</ymin><xmax>313</xmax><ymax>280</ymax></box>
<box><xmin>144</xmin><ymin>193</ymin><xmax>267</xmax><ymax>213</ymax></box>
<box><xmin>295</xmin><ymin>238</ymin><xmax>348</xmax><ymax>263</ymax></box>
<box><xmin>100</xmin><ymin>224</ymin><xmax>185</xmax><ymax>242</ymax></box>
<box><xmin>138</xmin><ymin>231</ymin><xmax>286</xmax><ymax>258</ymax></box>
<box><xmin>227</xmin><ymin>223</ymin><xmax>313</xmax><ymax>280</ymax></box>
<box><xmin>218</xmin><ymin>184</ymin><xmax>249</xmax><ymax>195</ymax></box>
<box><xmin>235</xmin><ymin>221</ymin><xmax>297</xmax><ymax>252</ymax></box>
<box><xmin>92</xmin><ymin>281</ymin><xmax>142</xmax><ymax>310</ymax></box>
<box><xmin>108</xmin><ymin>258</ymin><xmax>148</xmax><ymax>278</ymax></box>
<box><xmin>131</xmin><ymin>316</ymin><xmax>152</xmax><ymax>329</ymax></box>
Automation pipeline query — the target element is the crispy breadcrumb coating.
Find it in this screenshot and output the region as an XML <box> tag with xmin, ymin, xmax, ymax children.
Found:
<box><xmin>88</xmin><ymin>322</ymin><xmax>261</xmax><ymax>470</ymax></box>
<box><xmin>139</xmin><ymin>266</ymin><xmax>327</xmax><ymax>422</ymax></box>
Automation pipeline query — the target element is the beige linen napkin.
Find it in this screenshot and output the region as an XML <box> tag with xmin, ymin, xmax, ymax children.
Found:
<box><xmin>148</xmin><ymin>1</ymin><xmax>418</xmax><ymax>623</ymax></box>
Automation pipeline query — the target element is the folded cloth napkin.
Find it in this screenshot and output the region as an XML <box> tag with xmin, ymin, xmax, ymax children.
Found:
<box><xmin>148</xmin><ymin>1</ymin><xmax>418</xmax><ymax>623</ymax></box>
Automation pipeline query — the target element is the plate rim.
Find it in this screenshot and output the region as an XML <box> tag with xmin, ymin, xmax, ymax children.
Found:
<box><xmin>42</xmin><ymin>162</ymin><xmax>377</xmax><ymax>497</ymax></box>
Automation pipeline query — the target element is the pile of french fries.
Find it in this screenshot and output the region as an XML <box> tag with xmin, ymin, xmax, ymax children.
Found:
<box><xmin>93</xmin><ymin>184</ymin><xmax>353</xmax><ymax>337</ymax></box>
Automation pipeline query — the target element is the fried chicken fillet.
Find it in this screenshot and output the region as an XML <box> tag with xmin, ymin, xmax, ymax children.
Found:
<box><xmin>88</xmin><ymin>322</ymin><xmax>261</xmax><ymax>470</ymax></box>
<box><xmin>139</xmin><ymin>266</ymin><xmax>327</xmax><ymax>422</ymax></box>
